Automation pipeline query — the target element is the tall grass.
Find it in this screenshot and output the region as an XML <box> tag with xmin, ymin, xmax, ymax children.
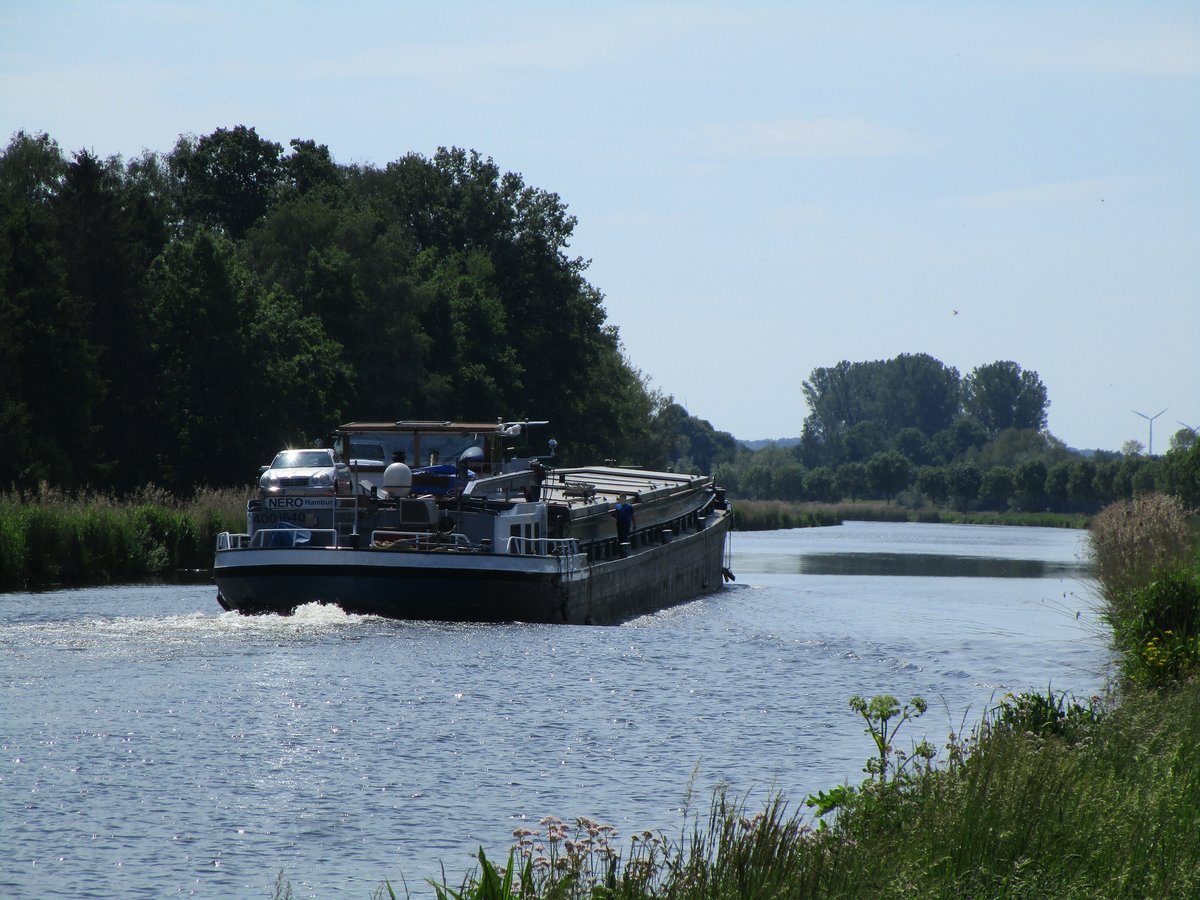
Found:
<box><xmin>1088</xmin><ymin>492</ymin><xmax>1195</xmax><ymax>617</ymax></box>
<box><xmin>403</xmin><ymin>678</ymin><xmax>1196</xmax><ymax>899</ymax></box>
<box><xmin>0</xmin><ymin>484</ymin><xmax>248</xmax><ymax>590</ymax></box>
<box><xmin>1089</xmin><ymin>492</ymin><xmax>1200</xmax><ymax>688</ymax></box>
<box><xmin>835</xmin><ymin>681</ymin><xmax>1200</xmax><ymax>897</ymax></box>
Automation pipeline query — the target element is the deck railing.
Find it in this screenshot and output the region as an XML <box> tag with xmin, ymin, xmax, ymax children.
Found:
<box><xmin>247</xmin><ymin>528</ymin><xmax>339</xmax><ymax>549</ymax></box>
<box><xmin>369</xmin><ymin>530</ymin><xmax>472</xmax><ymax>550</ymax></box>
<box><xmin>216</xmin><ymin>532</ymin><xmax>251</xmax><ymax>550</ymax></box>
<box><xmin>503</xmin><ymin>536</ymin><xmax>584</xmax><ymax>578</ymax></box>
<box><xmin>503</xmin><ymin>536</ymin><xmax>581</xmax><ymax>557</ymax></box>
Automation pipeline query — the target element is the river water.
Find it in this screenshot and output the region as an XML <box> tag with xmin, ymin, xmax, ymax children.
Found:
<box><xmin>1</xmin><ymin>522</ymin><xmax>1109</xmax><ymax>898</ymax></box>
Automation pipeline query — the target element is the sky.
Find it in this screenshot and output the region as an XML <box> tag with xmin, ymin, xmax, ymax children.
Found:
<box><xmin>2</xmin><ymin>1</ymin><xmax>1197</xmax><ymax>451</ymax></box>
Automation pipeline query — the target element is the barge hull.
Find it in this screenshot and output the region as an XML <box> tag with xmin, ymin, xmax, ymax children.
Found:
<box><xmin>217</xmin><ymin>564</ymin><xmax>569</xmax><ymax>622</ymax></box>
<box><xmin>565</xmin><ymin>512</ymin><xmax>729</xmax><ymax>624</ymax></box>
<box><xmin>215</xmin><ymin>509</ymin><xmax>730</xmax><ymax>625</ymax></box>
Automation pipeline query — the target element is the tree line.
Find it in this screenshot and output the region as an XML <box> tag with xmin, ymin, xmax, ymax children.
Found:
<box><xmin>716</xmin><ymin>353</ymin><xmax>1199</xmax><ymax>512</ymax></box>
<box><xmin>0</xmin><ymin>127</ymin><xmax>734</xmax><ymax>494</ymax></box>
<box><xmin>3</xmin><ymin>127</ymin><xmax>1194</xmax><ymax>510</ymax></box>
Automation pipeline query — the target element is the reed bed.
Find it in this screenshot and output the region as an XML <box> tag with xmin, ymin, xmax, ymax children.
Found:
<box><xmin>820</xmin><ymin>502</ymin><xmax>910</xmax><ymax>523</ymax></box>
<box><xmin>1088</xmin><ymin>492</ymin><xmax>1196</xmax><ymax>616</ymax></box>
<box><xmin>918</xmin><ymin>509</ymin><xmax>1089</xmax><ymax>528</ymax></box>
<box><xmin>1088</xmin><ymin>492</ymin><xmax>1200</xmax><ymax>690</ymax></box>
<box><xmin>732</xmin><ymin>499</ymin><xmax>1085</xmax><ymax>531</ymax></box>
<box><xmin>732</xmin><ymin>500</ymin><xmax>842</xmax><ymax>531</ymax></box>
<box><xmin>0</xmin><ymin>484</ymin><xmax>249</xmax><ymax>590</ymax></box>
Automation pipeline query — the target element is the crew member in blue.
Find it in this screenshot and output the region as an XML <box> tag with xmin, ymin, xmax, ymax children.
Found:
<box><xmin>611</xmin><ymin>494</ymin><xmax>635</xmax><ymax>556</ymax></box>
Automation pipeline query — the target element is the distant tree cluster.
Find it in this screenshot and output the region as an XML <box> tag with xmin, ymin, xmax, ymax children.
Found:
<box><xmin>0</xmin><ymin>128</ymin><xmax>738</xmax><ymax>493</ymax></box>
<box><xmin>717</xmin><ymin>353</ymin><xmax>1199</xmax><ymax>513</ymax></box>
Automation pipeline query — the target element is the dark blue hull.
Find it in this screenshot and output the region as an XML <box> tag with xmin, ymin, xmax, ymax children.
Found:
<box><xmin>214</xmin><ymin>509</ymin><xmax>731</xmax><ymax>625</ymax></box>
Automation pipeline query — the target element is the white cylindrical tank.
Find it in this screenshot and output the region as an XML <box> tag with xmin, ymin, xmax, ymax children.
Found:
<box><xmin>383</xmin><ymin>461</ymin><xmax>412</xmax><ymax>498</ymax></box>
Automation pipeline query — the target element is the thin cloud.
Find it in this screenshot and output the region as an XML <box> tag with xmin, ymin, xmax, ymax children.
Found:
<box><xmin>594</xmin><ymin>210</ymin><xmax>709</xmax><ymax>230</ymax></box>
<box><xmin>951</xmin><ymin>175</ymin><xmax>1162</xmax><ymax>211</ymax></box>
<box><xmin>695</xmin><ymin>118</ymin><xmax>931</xmax><ymax>160</ymax></box>
<box><xmin>764</xmin><ymin>205</ymin><xmax>829</xmax><ymax>227</ymax></box>
<box><xmin>996</xmin><ymin>30</ymin><xmax>1200</xmax><ymax>78</ymax></box>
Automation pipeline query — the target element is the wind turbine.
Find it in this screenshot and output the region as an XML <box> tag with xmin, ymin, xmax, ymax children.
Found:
<box><xmin>1133</xmin><ymin>407</ymin><xmax>1168</xmax><ymax>456</ymax></box>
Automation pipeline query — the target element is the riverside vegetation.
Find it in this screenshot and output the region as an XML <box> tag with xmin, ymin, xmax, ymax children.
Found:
<box><xmin>732</xmin><ymin>499</ymin><xmax>1089</xmax><ymax>532</ymax></box>
<box><xmin>288</xmin><ymin>491</ymin><xmax>1195</xmax><ymax>899</ymax></box>
<box><xmin>0</xmin><ymin>485</ymin><xmax>247</xmax><ymax>591</ymax></box>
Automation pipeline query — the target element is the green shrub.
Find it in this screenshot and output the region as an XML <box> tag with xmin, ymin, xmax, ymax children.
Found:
<box><xmin>989</xmin><ymin>687</ymin><xmax>1105</xmax><ymax>743</ymax></box>
<box><xmin>1117</xmin><ymin>567</ymin><xmax>1200</xmax><ymax>689</ymax></box>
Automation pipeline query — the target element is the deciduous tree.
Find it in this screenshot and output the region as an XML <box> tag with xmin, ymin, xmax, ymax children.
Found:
<box><xmin>948</xmin><ymin>461</ymin><xmax>983</xmax><ymax>510</ymax></box>
<box><xmin>169</xmin><ymin>125</ymin><xmax>284</xmax><ymax>238</ymax></box>
<box><xmin>963</xmin><ymin>361</ymin><xmax>1049</xmax><ymax>436</ymax></box>
<box><xmin>979</xmin><ymin>465</ymin><xmax>1016</xmax><ymax>511</ymax></box>
<box><xmin>916</xmin><ymin>466</ymin><xmax>950</xmax><ymax>506</ymax></box>
<box><xmin>867</xmin><ymin>450</ymin><xmax>913</xmax><ymax>503</ymax></box>
<box><xmin>1014</xmin><ymin>458</ymin><xmax>1048</xmax><ymax>510</ymax></box>
<box><xmin>805</xmin><ymin>466</ymin><xmax>838</xmax><ymax>503</ymax></box>
<box><xmin>836</xmin><ymin>461</ymin><xmax>869</xmax><ymax>502</ymax></box>
<box><xmin>0</xmin><ymin>133</ymin><xmax>102</xmax><ymax>487</ymax></box>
